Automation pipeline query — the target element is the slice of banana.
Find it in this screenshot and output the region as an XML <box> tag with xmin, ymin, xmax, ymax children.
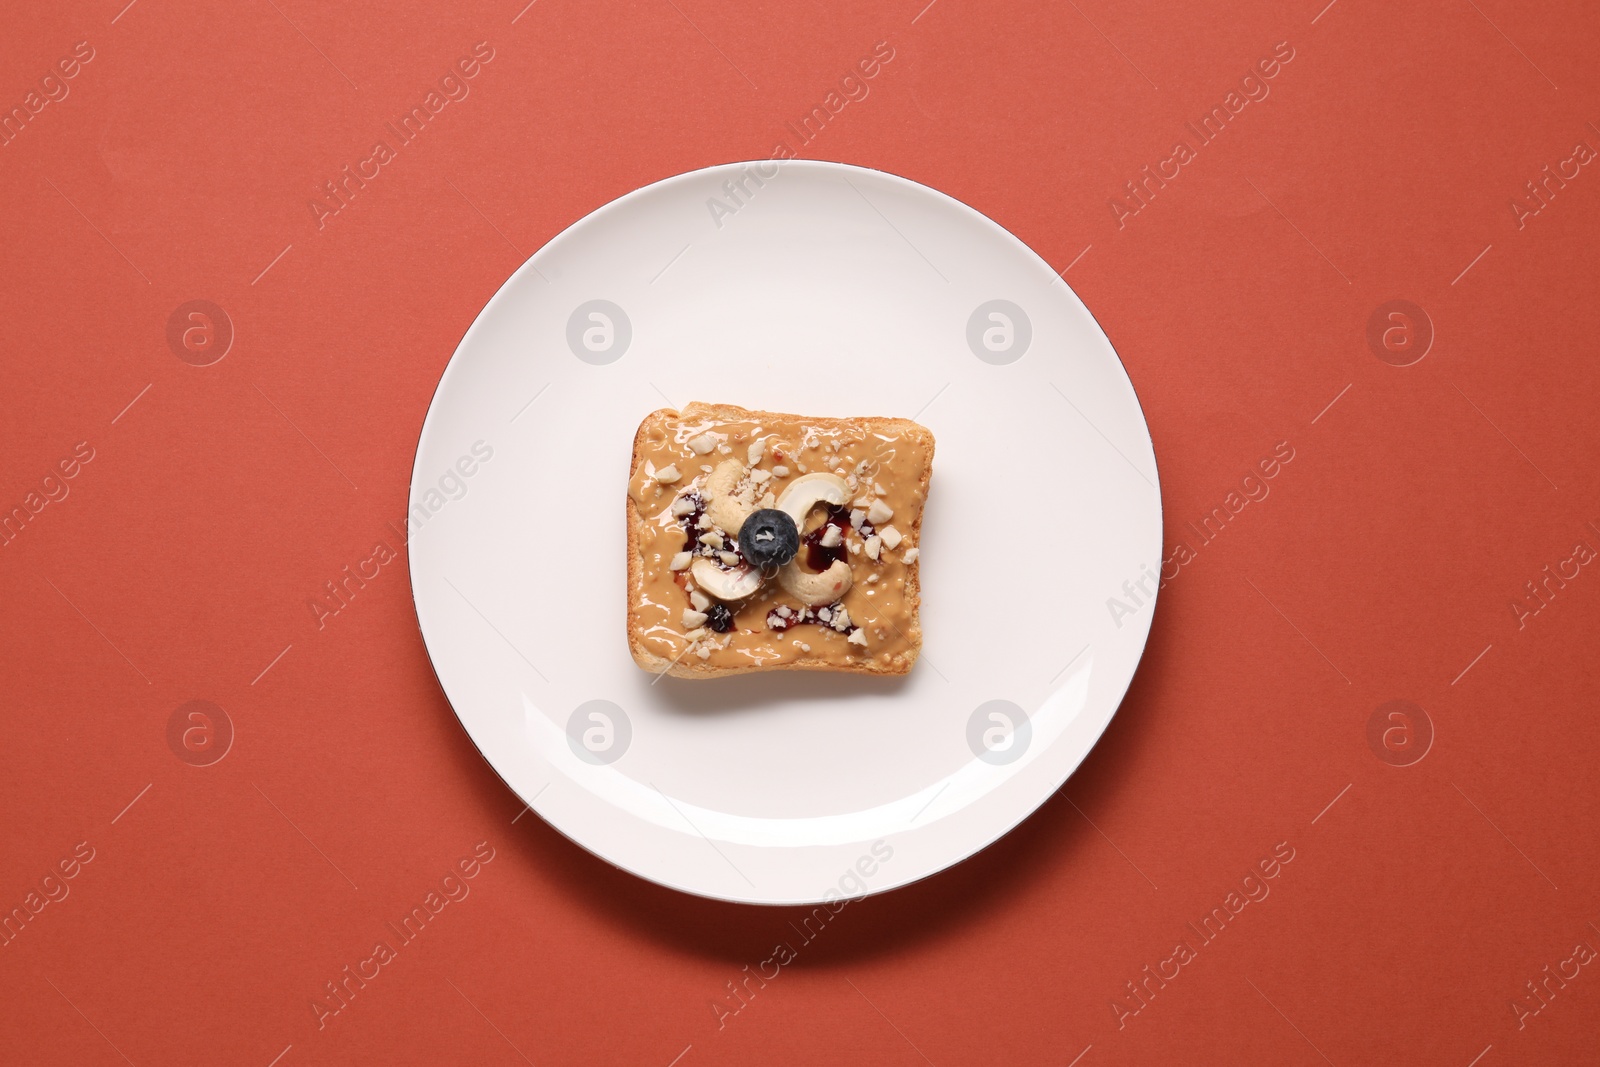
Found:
<box><xmin>690</xmin><ymin>557</ymin><xmax>762</xmax><ymax>601</ymax></box>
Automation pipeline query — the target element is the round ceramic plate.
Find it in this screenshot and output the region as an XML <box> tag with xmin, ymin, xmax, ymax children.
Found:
<box><xmin>409</xmin><ymin>160</ymin><xmax>1161</xmax><ymax>905</ymax></box>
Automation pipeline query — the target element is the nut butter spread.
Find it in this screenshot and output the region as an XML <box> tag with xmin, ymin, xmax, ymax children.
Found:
<box><xmin>628</xmin><ymin>403</ymin><xmax>933</xmax><ymax>673</ymax></box>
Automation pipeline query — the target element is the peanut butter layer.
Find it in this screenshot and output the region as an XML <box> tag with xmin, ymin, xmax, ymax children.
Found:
<box><xmin>627</xmin><ymin>402</ymin><xmax>933</xmax><ymax>675</ymax></box>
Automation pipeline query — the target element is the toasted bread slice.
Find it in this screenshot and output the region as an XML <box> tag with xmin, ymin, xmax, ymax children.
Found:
<box><xmin>626</xmin><ymin>402</ymin><xmax>933</xmax><ymax>679</ymax></box>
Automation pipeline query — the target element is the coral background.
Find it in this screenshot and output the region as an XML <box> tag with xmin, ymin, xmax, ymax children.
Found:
<box><xmin>2</xmin><ymin>0</ymin><xmax>1598</xmax><ymax>1063</ymax></box>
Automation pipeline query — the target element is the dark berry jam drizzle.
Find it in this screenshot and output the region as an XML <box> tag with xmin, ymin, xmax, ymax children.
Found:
<box><xmin>803</xmin><ymin>505</ymin><xmax>853</xmax><ymax>571</ymax></box>
<box><xmin>676</xmin><ymin>491</ymin><xmax>707</xmax><ymax>553</ymax></box>
<box><xmin>764</xmin><ymin>601</ymin><xmax>857</xmax><ymax>637</ymax></box>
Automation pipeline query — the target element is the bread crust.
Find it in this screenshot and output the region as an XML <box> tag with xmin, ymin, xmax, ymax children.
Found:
<box><xmin>626</xmin><ymin>402</ymin><xmax>933</xmax><ymax>679</ymax></box>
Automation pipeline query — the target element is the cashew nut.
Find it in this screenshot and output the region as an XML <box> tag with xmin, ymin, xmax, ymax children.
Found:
<box><xmin>770</xmin><ymin>471</ymin><xmax>855</xmax><ymax>605</ymax></box>
<box><xmin>691</xmin><ymin>557</ymin><xmax>762</xmax><ymax>601</ymax></box>
<box><xmin>776</xmin><ymin>472</ymin><xmax>850</xmax><ymax>529</ymax></box>
<box><xmin>779</xmin><ymin>558</ymin><xmax>853</xmax><ymax>606</ymax></box>
<box><xmin>703</xmin><ymin>458</ymin><xmax>755</xmax><ymax>534</ymax></box>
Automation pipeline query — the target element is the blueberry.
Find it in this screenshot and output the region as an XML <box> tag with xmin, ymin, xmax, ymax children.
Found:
<box><xmin>705</xmin><ymin>603</ymin><xmax>734</xmax><ymax>632</ymax></box>
<box><xmin>739</xmin><ymin>508</ymin><xmax>800</xmax><ymax>569</ymax></box>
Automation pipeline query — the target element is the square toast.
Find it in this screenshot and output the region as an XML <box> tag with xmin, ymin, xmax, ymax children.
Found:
<box><xmin>626</xmin><ymin>402</ymin><xmax>934</xmax><ymax>679</ymax></box>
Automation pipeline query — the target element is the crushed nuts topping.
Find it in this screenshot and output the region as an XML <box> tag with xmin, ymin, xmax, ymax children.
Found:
<box><xmin>765</xmin><ymin>601</ymin><xmax>857</xmax><ymax>636</ymax></box>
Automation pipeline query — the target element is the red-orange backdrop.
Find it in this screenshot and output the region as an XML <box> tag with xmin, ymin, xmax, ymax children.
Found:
<box><xmin>3</xmin><ymin>0</ymin><xmax>1598</xmax><ymax>1064</ymax></box>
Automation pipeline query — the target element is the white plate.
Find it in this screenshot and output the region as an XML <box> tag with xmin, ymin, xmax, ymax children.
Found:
<box><xmin>409</xmin><ymin>160</ymin><xmax>1161</xmax><ymax>905</ymax></box>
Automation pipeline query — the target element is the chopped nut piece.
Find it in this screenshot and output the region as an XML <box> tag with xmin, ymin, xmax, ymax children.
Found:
<box><xmin>719</xmin><ymin>551</ymin><xmax>740</xmax><ymax>567</ymax></box>
<box><xmin>849</xmin><ymin>541</ymin><xmax>861</xmax><ymax>555</ymax></box>
<box><xmin>865</xmin><ymin>535</ymin><xmax>882</xmax><ymax>560</ymax></box>
<box><xmin>847</xmin><ymin>629</ymin><xmax>868</xmax><ymax>647</ymax></box>
<box><xmin>682</xmin><ymin>609</ymin><xmax>708</xmax><ymax>629</ymax></box>
<box><xmin>819</xmin><ymin>526</ymin><xmax>842</xmax><ymax>548</ymax></box>
<box><xmin>874</xmin><ymin>482</ymin><xmax>887</xmax><ymax>496</ymax></box>
<box><xmin>690</xmin><ymin>590</ymin><xmax>711</xmax><ymax>611</ymax></box>
<box><xmin>849</xmin><ymin>508</ymin><xmax>867</xmax><ymax>530</ymax></box>
<box><xmin>717</xmin><ymin>443</ymin><xmax>733</xmax><ymax>455</ymax></box>
<box><xmin>759</xmin><ymin>492</ymin><xmax>776</xmax><ymax>508</ymax></box>
<box><xmin>688</xmin><ymin>434</ymin><xmax>716</xmax><ymax>454</ymax></box>
<box><xmin>685</xmin><ymin>626</ymin><xmax>707</xmax><ymax>641</ymax></box>
<box><xmin>750</xmin><ymin>469</ymin><xmax>772</xmax><ymax>484</ymax></box>
<box><xmin>866</xmin><ymin>499</ymin><xmax>893</xmax><ymax>525</ymax></box>
<box><xmin>654</xmin><ymin>464</ymin><xmax>681</xmax><ymax>484</ymax></box>
<box><xmin>867</xmin><ymin>573</ymin><xmax>880</xmax><ymax>583</ymax></box>
<box><xmin>668</xmin><ymin>551</ymin><xmax>693</xmax><ymax>571</ymax></box>
<box><xmin>670</xmin><ymin>495</ymin><xmax>697</xmax><ymax>517</ymax></box>
<box><xmin>698</xmin><ymin>531</ymin><xmax>725</xmax><ymax>549</ymax></box>
<box><xmin>696</xmin><ymin>646</ymin><xmax>712</xmax><ymax>659</ymax></box>
<box><xmin>901</xmin><ymin>547</ymin><xmax>919</xmax><ymax>564</ymax></box>
<box><xmin>772</xmin><ymin>465</ymin><xmax>789</xmax><ymax>477</ymax></box>
<box><xmin>879</xmin><ymin>525</ymin><xmax>903</xmax><ymax>549</ymax></box>
<box><xmin>747</xmin><ymin>439</ymin><xmax>766</xmax><ymax>465</ymax></box>
<box><xmin>799</xmin><ymin>642</ymin><xmax>812</xmax><ymax>652</ymax></box>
